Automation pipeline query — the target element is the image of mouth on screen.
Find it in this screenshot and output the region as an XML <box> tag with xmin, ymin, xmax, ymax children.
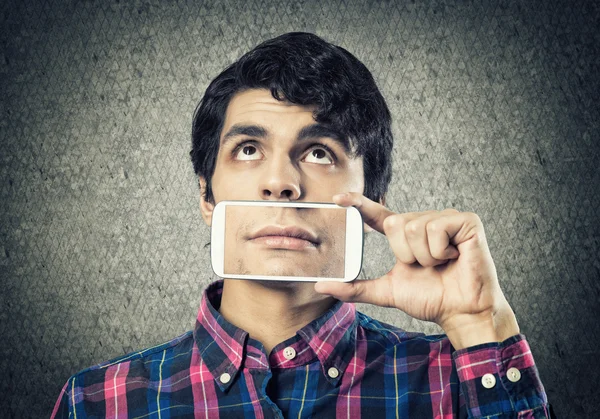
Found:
<box><xmin>224</xmin><ymin>206</ymin><xmax>347</xmax><ymax>278</ymax></box>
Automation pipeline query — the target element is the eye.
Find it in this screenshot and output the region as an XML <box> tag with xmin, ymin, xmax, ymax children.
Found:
<box><xmin>233</xmin><ymin>142</ymin><xmax>262</xmax><ymax>161</ymax></box>
<box><xmin>303</xmin><ymin>145</ymin><xmax>335</xmax><ymax>165</ymax></box>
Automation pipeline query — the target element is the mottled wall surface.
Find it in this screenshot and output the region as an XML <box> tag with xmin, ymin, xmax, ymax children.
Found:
<box><xmin>1</xmin><ymin>0</ymin><xmax>598</xmax><ymax>417</ymax></box>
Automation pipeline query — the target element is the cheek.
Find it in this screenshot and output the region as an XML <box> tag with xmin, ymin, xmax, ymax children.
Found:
<box><xmin>306</xmin><ymin>164</ymin><xmax>363</xmax><ymax>188</ymax></box>
<box><xmin>306</xmin><ymin>159</ymin><xmax>364</xmax><ymax>194</ymax></box>
<box><xmin>345</xmin><ymin>160</ymin><xmax>365</xmax><ymax>191</ymax></box>
<box><xmin>211</xmin><ymin>164</ymin><xmax>256</xmax><ymax>201</ymax></box>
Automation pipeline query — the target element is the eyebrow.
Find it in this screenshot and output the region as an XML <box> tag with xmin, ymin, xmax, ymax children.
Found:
<box><xmin>221</xmin><ymin>123</ymin><xmax>352</xmax><ymax>155</ymax></box>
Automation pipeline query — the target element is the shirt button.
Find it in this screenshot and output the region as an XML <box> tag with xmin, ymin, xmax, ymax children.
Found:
<box><xmin>327</xmin><ymin>367</ymin><xmax>339</xmax><ymax>379</ymax></box>
<box><xmin>283</xmin><ymin>346</ymin><xmax>296</xmax><ymax>360</ymax></box>
<box><xmin>507</xmin><ymin>367</ymin><xmax>521</xmax><ymax>382</ymax></box>
<box><xmin>219</xmin><ymin>373</ymin><xmax>231</xmax><ymax>384</ymax></box>
<box><xmin>481</xmin><ymin>373</ymin><xmax>496</xmax><ymax>389</ymax></box>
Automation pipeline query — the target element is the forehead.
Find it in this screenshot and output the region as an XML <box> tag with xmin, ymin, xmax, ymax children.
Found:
<box><xmin>218</xmin><ymin>88</ymin><xmax>356</xmax><ymax>158</ymax></box>
<box><xmin>222</xmin><ymin>89</ymin><xmax>316</xmax><ymax>129</ymax></box>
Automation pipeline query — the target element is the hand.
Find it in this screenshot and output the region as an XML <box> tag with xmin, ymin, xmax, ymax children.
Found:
<box><xmin>314</xmin><ymin>193</ymin><xmax>520</xmax><ymax>350</ymax></box>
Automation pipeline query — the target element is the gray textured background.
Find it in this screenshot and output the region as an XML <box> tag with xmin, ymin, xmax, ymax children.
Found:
<box><xmin>1</xmin><ymin>0</ymin><xmax>599</xmax><ymax>417</ymax></box>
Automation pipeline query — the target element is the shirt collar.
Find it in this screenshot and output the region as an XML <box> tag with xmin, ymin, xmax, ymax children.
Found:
<box><xmin>294</xmin><ymin>293</ymin><xmax>357</xmax><ymax>386</ymax></box>
<box><xmin>193</xmin><ymin>280</ymin><xmax>357</xmax><ymax>390</ymax></box>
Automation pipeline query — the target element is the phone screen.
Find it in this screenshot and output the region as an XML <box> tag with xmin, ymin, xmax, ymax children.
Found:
<box><xmin>223</xmin><ymin>205</ymin><xmax>347</xmax><ymax>278</ymax></box>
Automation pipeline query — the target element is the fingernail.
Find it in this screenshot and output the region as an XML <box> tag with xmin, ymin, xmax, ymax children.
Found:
<box><xmin>333</xmin><ymin>193</ymin><xmax>348</xmax><ymax>200</ymax></box>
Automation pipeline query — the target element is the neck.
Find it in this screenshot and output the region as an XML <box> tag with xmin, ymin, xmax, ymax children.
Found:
<box><xmin>219</xmin><ymin>279</ymin><xmax>336</xmax><ymax>354</ymax></box>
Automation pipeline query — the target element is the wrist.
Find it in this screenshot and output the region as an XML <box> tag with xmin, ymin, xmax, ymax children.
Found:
<box><xmin>442</xmin><ymin>305</ymin><xmax>520</xmax><ymax>350</ymax></box>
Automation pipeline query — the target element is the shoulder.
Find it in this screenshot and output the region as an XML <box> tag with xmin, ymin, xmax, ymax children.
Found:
<box><xmin>53</xmin><ymin>331</ymin><xmax>195</xmax><ymax>414</ymax></box>
<box><xmin>68</xmin><ymin>330</ymin><xmax>194</xmax><ymax>383</ymax></box>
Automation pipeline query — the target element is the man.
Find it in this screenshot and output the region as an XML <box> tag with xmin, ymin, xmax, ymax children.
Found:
<box><xmin>52</xmin><ymin>32</ymin><xmax>553</xmax><ymax>418</ymax></box>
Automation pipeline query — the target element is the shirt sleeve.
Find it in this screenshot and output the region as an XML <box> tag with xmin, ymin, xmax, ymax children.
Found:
<box><xmin>452</xmin><ymin>334</ymin><xmax>553</xmax><ymax>418</ymax></box>
<box><xmin>50</xmin><ymin>377</ymin><xmax>73</xmax><ymax>419</ymax></box>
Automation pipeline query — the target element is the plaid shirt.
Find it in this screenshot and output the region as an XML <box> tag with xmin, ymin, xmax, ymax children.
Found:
<box><xmin>51</xmin><ymin>280</ymin><xmax>552</xmax><ymax>418</ymax></box>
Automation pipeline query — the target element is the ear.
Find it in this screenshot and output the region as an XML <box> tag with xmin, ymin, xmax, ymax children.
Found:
<box><xmin>363</xmin><ymin>195</ymin><xmax>386</xmax><ymax>233</ymax></box>
<box><xmin>198</xmin><ymin>177</ymin><xmax>215</xmax><ymax>227</ymax></box>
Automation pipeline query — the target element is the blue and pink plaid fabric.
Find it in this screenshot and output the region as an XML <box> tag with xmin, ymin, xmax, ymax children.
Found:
<box><xmin>51</xmin><ymin>280</ymin><xmax>552</xmax><ymax>418</ymax></box>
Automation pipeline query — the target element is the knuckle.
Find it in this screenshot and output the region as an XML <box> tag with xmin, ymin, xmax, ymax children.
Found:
<box><xmin>398</xmin><ymin>254</ymin><xmax>416</xmax><ymax>264</ymax></box>
<box><xmin>427</xmin><ymin>221</ymin><xmax>443</xmax><ymax>233</ymax></box>
<box><xmin>382</xmin><ymin>216</ymin><xmax>393</xmax><ymax>232</ymax></box>
<box><xmin>383</xmin><ymin>214</ymin><xmax>403</xmax><ymax>232</ymax></box>
<box><xmin>467</xmin><ymin>211</ymin><xmax>482</xmax><ymax>225</ymax></box>
<box><xmin>404</xmin><ymin>220</ymin><xmax>420</xmax><ymax>235</ymax></box>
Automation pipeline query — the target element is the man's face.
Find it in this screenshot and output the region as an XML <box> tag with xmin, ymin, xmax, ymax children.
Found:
<box><xmin>201</xmin><ymin>88</ymin><xmax>365</xmax><ymax>279</ymax></box>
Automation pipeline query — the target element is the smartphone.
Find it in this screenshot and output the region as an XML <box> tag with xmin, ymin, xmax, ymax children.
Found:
<box><xmin>210</xmin><ymin>200</ymin><xmax>364</xmax><ymax>282</ymax></box>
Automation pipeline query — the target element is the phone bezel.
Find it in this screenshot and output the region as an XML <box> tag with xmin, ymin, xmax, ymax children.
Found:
<box><xmin>210</xmin><ymin>200</ymin><xmax>363</xmax><ymax>282</ymax></box>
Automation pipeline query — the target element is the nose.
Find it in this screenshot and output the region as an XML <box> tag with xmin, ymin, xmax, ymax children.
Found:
<box><xmin>258</xmin><ymin>157</ymin><xmax>302</xmax><ymax>201</ymax></box>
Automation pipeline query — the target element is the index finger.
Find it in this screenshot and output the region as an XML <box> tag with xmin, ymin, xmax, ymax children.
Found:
<box><xmin>333</xmin><ymin>192</ymin><xmax>395</xmax><ymax>235</ymax></box>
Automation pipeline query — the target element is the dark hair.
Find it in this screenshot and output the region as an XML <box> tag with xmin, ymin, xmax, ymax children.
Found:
<box><xmin>190</xmin><ymin>32</ymin><xmax>393</xmax><ymax>204</ymax></box>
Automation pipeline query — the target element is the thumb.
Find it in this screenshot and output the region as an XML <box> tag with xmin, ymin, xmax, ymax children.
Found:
<box><xmin>314</xmin><ymin>278</ymin><xmax>393</xmax><ymax>307</ymax></box>
<box><xmin>444</xmin><ymin>245</ymin><xmax>460</xmax><ymax>260</ymax></box>
<box><xmin>314</xmin><ymin>280</ymin><xmax>367</xmax><ymax>303</ymax></box>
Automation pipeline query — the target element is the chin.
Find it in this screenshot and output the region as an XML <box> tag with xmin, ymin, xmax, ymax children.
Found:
<box><xmin>252</xmin><ymin>279</ymin><xmax>310</xmax><ymax>290</ymax></box>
